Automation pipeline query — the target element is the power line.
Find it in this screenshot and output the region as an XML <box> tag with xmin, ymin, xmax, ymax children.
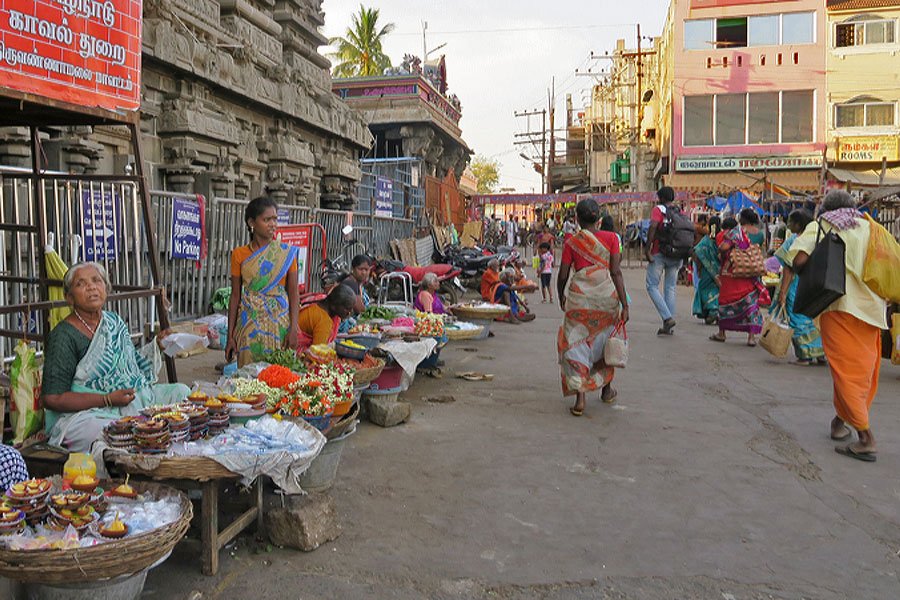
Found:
<box><xmin>389</xmin><ymin>23</ymin><xmax>643</xmax><ymax>37</ymax></box>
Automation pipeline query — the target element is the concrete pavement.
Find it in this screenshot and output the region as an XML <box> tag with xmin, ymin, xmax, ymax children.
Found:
<box><xmin>145</xmin><ymin>268</ymin><xmax>900</xmax><ymax>599</ymax></box>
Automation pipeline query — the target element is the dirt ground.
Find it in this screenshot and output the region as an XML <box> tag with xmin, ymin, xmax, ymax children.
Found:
<box><xmin>143</xmin><ymin>268</ymin><xmax>900</xmax><ymax>600</ymax></box>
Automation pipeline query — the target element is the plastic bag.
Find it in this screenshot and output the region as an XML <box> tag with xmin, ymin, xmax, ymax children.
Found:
<box><xmin>10</xmin><ymin>340</ymin><xmax>42</xmax><ymax>444</ymax></box>
<box><xmin>862</xmin><ymin>213</ymin><xmax>900</xmax><ymax>303</ymax></box>
<box><xmin>603</xmin><ymin>322</ymin><xmax>628</xmax><ymax>368</ymax></box>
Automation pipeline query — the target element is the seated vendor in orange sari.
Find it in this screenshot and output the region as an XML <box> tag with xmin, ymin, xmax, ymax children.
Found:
<box><xmin>480</xmin><ymin>259</ymin><xmax>500</xmax><ymax>301</ymax></box>
<box><xmin>296</xmin><ymin>285</ymin><xmax>357</xmax><ymax>352</ymax></box>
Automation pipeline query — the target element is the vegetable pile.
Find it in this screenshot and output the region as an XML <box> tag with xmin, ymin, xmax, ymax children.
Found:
<box><xmin>359</xmin><ymin>306</ymin><xmax>399</xmax><ymax>322</ymax></box>
<box><xmin>252</xmin><ymin>349</ymin><xmax>306</xmax><ymax>372</ymax></box>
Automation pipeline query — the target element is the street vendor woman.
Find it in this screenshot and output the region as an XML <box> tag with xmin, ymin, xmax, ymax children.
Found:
<box><xmin>41</xmin><ymin>262</ymin><xmax>190</xmax><ymax>452</ymax></box>
<box><xmin>225</xmin><ymin>196</ymin><xmax>301</xmax><ymax>367</ymax></box>
<box><xmin>414</xmin><ymin>272</ymin><xmax>449</xmax><ymax>314</ymax></box>
<box><xmin>297</xmin><ymin>285</ymin><xmax>357</xmax><ymax>352</ymax></box>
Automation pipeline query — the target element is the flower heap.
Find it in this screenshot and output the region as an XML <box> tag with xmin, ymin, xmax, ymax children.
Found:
<box><xmin>257</xmin><ymin>365</ymin><xmax>299</xmax><ymax>390</ymax></box>
<box><xmin>307</xmin><ymin>362</ymin><xmax>356</xmax><ymax>406</ymax></box>
<box><xmin>275</xmin><ymin>376</ymin><xmax>334</xmax><ymax>418</ymax></box>
<box><xmin>414</xmin><ymin>311</ymin><xmax>446</xmax><ymax>338</ymax></box>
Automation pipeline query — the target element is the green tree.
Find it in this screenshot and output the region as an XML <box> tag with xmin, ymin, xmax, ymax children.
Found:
<box><xmin>329</xmin><ymin>5</ymin><xmax>395</xmax><ymax>77</ymax></box>
<box><xmin>470</xmin><ymin>155</ymin><xmax>500</xmax><ymax>194</ymax></box>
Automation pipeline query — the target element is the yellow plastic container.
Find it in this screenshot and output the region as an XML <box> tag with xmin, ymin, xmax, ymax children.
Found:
<box><xmin>62</xmin><ymin>452</ymin><xmax>97</xmax><ymax>490</ymax></box>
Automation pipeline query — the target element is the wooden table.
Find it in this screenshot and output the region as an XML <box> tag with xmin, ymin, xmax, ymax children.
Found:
<box><xmin>105</xmin><ymin>453</ymin><xmax>264</xmax><ymax>575</ymax></box>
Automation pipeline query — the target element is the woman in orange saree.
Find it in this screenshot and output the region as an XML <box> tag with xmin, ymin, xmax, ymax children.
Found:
<box><xmin>557</xmin><ymin>199</ymin><xmax>630</xmax><ymax>417</ymax></box>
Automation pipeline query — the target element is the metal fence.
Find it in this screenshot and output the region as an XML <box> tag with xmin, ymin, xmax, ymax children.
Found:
<box><xmin>151</xmin><ymin>196</ymin><xmax>416</xmax><ymax>321</ymax></box>
<box><xmin>357</xmin><ymin>157</ymin><xmax>425</xmax><ymax>222</ymax></box>
<box><xmin>0</xmin><ymin>167</ymin><xmax>155</xmax><ymax>358</ymax></box>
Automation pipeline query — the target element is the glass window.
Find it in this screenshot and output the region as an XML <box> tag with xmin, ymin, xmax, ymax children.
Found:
<box><xmin>685</xmin><ymin>19</ymin><xmax>714</xmax><ymax>50</ymax></box>
<box><xmin>835</xmin><ymin>23</ymin><xmax>858</xmax><ymax>47</ymax></box>
<box><xmin>866</xmin><ymin>103</ymin><xmax>895</xmax><ymax>126</ymax></box>
<box><xmin>684</xmin><ymin>96</ymin><xmax>713</xmax><ymax>146</ymax></box>
<box><xmin>782</xmin><ymin>91</ymin><xmax>814</xmax><ymax>143</ymax></box>
<box><xmin>748</xmin><ymin>92</ymin><xmax>779</xmax><ymax>144</ymax></box>
<box><xmin>749</xmin><ymin>15</ymin><xmax>779</xmax><ymax>46</ymax></box>
<box><xmin>835</xmin><ymin>18</ymin><xmax>895</xmax><ymax>47</ymax></box>
<box><xmin>836</xmin><ymin>104</ymin><xmax>864</xmax><ymax>127</ymax></box>
<box><xmin>717</xmin><ymin>17</ymin><xmax>748</xmax><ymax>48</ymax></box>
<box><xmin>716</xmin><ymin>94</ymin><xmax>746</xmax><ymax>145</ymax></box>
<box><xmin>782</xmin><ymin>12</ymin><xmax>815</xmax><ymax>45</ymax></box>
<box><xmin>865</xmin><ymin>20</ymin><xmax>894</xmax><ymax>44</ymax></box>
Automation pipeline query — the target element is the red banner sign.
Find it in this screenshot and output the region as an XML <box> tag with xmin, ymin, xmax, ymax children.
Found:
<box><xmin>0</xmin><ymin>0</ymin><xmax>141</xmax><ymax>112</ymax></box>
<box><xmin>276</xmin><ymin>225</ymin><xmax>312</xmax><ymax>293</ymax></box>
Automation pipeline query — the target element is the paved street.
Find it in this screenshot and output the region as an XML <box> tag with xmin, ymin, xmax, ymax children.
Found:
<box><xmin>146</xmin><ymin>268</ymin><xmax>900</xmax><ymax>599</ymax></box>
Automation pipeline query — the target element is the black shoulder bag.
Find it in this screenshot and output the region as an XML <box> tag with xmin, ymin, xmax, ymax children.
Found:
<box><xmin>793</xmin><ymin>220</ymin><xmax>846</xmax><ymax>319</ymax></box>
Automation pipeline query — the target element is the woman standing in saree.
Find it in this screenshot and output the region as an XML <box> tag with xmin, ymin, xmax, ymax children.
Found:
<box><xmin>691</xmin><ymin>216</ymin><xmax>721</xmax><ymax>325</ymax></box>
<box><xmin>709</xmin><ymin>217</ymin><xmax>766</xmax><ymax>346</ymax></box>
<box><xmin>557</xmin><ymin>199</ymin><xmax>629</xmax><ymax>417</ymax></box>
<box><xmin>225</xmin><ymin>197</ymin><xmax>300</xmax><ymax>367</ymax></box>
<box><xmin>772</xmin><ymin>209</ymin><xmax>825</xmax><ymax>366</ymax></box>
<box><xmin>42</xmin><ymin>263</ymin><xmax>189</xmax><ymax>452</ymax></box>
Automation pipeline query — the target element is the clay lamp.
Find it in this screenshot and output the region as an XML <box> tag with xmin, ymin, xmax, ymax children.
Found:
<box><xmin>109</xmin><ymin>475</ymin><xmax>137</xmax><ymax>499</ymax></box>
<box><xmin>71</xmin><ymin>472</ymin><xmax>100</xmax><ymax>493</ymax></box>
<box><xmin>100</xmin><ymin>511</ymin><xmax>129</xmax><ymax>539</ymax></box>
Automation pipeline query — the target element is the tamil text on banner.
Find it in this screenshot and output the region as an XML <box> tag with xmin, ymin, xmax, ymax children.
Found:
<box><xmin>0</xmin><ymin>0</ymin><xmax>142</xmax><ymax>112</ymax></box>
<box><xmin>275</xmin><ymin>225</ymin><xmax>311</xmax><ymax>293</ymax></box>
<box><xmin>171</xmin><ymin>196</ymin><xmax>203</xmax><ymax>260</ymax></box>
<box><xmin>375</xmin><ymin>176</ymin><xmax>393</xmax><ymax>217</ymax></box>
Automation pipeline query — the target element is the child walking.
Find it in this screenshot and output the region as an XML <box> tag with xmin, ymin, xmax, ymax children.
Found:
<box><xmin>539</xmin><ymin>242</ymin><xmax>554</xmax><ymax>303</ymax></box>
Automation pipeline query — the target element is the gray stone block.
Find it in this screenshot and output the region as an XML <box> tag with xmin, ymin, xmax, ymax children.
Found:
<box><xmin>265</xmin><ymin>492</ymin><xmax>341</xmax><ymax>552</ymax></box>
<box><xmin>366</xmin><ymin>396</ymin><xmax>411</xmax><ymax>427</ymax></box>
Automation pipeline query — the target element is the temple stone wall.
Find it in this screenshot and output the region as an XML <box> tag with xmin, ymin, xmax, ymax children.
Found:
<box><xmin>0</xmin><ymin>0</ymin><xmax>372</xmax><ymax>209</ymax></box>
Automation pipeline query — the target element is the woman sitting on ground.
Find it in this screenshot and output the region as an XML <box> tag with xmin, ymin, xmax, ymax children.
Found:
<box><xmin>414</xmin><ymin>272</ymin><xmax>448</xmax><ymax>314</ymax></box>
<box><xmin>41</xmin><ymin>262</ymin><xmax>189</xmax><ymax>453</ymax></box>
<box><xmin>492</xmin><ymin>269</ymin><xmax>536</xmax><ymax>323</ymax></box>
<box><xmin>296</xmin><ymin>284</ymin><xmax>357</xmax><ymax>352</ymax></box>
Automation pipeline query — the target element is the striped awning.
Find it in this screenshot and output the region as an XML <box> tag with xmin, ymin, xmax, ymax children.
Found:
<box><xmin>664</xmin><ymin>170</ymin><xmax>822</xmax><ymax>195</ymax></box>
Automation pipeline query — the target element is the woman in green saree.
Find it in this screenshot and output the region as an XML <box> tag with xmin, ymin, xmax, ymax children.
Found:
<box><xmin>225</xmin><ymin>197</ymin><xmax>300</xmax><ymax>367</ymax></box>
<box><xmin>42</xmin><ymin>263</ymin><xmax>189</xmax><ymax>452</ymax></box>
<box><xmin>691</xmin><ymin>216</ymin><xmax>721</xmax><ymax>325</ymax></box>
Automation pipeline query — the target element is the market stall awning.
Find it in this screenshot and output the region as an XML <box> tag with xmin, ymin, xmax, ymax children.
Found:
<box><xmin>665</xmin><ymin>170</ymin><xmax>821</xmax><ymax>194</ymax></box>
<box><xmin>827</xmin><ymin>167</ymin><xmax>900</xmax><ymax>186</ymax></box>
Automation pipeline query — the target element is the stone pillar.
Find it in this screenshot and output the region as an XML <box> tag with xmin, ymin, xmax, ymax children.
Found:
<box><xmin>0</xmin><ymin>127</ymin><xmax>32</xmax><ymax>168</ymax></box>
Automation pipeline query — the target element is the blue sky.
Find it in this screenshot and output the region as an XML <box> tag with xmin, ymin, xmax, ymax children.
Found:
<box><xmin>322</xmin><ymin>1</ymin><xmax>672</xmax><ymax>192</ymax></box>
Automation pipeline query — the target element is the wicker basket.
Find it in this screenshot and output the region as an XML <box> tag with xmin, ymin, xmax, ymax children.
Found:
<box><xmin>445</xmin><ymin>326</ymin><xmax>484</xmax><ymax>341</ymax></box>
<box><xmin>351</xmin><ymin>357</ymin><xmax>385</xmax><ymax>386</ymax></box>
<box><xmin>450</xmin><ymin>305</ymin><xmax>509</xmax><ymax>320</ymax></box>
<box><xmin>0</xmin><ymin>481</ymin><xmax>192</xmax><ymax>584</ymax></box>
<box><xmin>107</xmin><ymin>452</ymin><xmax>239</xmax><ymax>482</ymax></box>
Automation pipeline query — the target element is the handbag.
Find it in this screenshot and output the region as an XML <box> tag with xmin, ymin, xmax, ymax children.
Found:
<box><xmin>726</xmin><ymin>243</ymin><xmax>766</xmax><ymax>278</ymax></box>
<box><xmin>794</xmin><ymin>220</ymin><xmax>846</xmax><ymax>319</ymax></box>
<box><xmin>759</xmin><ymin>307</ymin><xmax>793</xmax><ymax>359</ymax></box>
<box><xmin>603</xmin><ymin>321</ymin><xmax>628</xmax><ymax>368</ymax></box>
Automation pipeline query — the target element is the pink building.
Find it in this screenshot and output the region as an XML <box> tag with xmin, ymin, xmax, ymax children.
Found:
<box><xmin>664</xmin><ymin>0</ymin><xmax>826</xmax><ymax>195</ymax></box>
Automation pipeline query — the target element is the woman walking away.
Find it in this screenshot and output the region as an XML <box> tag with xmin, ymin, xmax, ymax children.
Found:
<box><xmin>788</xmin><ymin>191</ymin><xmax>888</xmax><ymax>462</ymax></box>
<box><xmin>709</xmin><ymin>217</ymin><xmax>766</xmax><ymax>346</ymax></box>
<box><xmin>225</xmin><ymin>196</ymin><xmax>300</xmax><ymax>367</ymax></box>
<box><xmin>772</xmin><ymin>209</ymin><xmax>825</xmax><ymax>366</ymax></box>
<box><xmin>740</xmin><ymin>208</ymin><xmax>766</xmax><ymax>248</ymax></box>
<box><xmin>557</xmin><ymin>199</ymin><xmax>629</xmax><ymax>417</ymax></box>
<box><xmin>692</xmin><ymin>216</ymin><xmax>721</xmax><ymax>325</ymax></box>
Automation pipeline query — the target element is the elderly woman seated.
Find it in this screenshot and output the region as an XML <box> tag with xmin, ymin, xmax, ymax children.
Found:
<box><xmin>41</xmin><ymin>262</ymin><xmax>189</xmax><ymax>453</ymax></box>
<box><xmin>414</xmin><ymin>273</ymin><xmax>449</xmax><ymax>314</ymax></box>
<box><xmin>492</xmin><ymin>269</ymin><xmax>536</xmax><ymax>323</ymax></box>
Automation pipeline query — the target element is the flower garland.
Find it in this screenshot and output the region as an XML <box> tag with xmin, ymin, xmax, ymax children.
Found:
<box><xmin>275</xmin><ymin>377</ymin><xmax>334</xmax><ymax>418</ymax></box>
<box><xmin>258</xmin><ymin>364</ymin><xmax>300</xmax><ymax>390</ymax></box>
<box><xmin>307</xmin><ymin>362</ymin><xmax>356</xmax><ymax>406</ymax></box>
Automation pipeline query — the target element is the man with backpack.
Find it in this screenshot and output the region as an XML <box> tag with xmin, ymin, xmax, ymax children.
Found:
<box><xmin>645</xmin><ymin>186</ymin><xmax>694</xmax><ymax>335</ymax></box>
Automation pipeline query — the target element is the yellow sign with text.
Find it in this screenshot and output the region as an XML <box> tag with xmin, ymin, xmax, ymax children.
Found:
<box><xmin>838</xmin><ymin>136</ymin><xmax>899</xmax><ymax>163</ymax></box>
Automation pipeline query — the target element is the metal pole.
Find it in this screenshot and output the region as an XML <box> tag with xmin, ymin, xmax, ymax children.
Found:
<box><xmin>30</xmin><ymin>126</ymin><xmax>50</xmax><ymax>339</ymax></box>
<box><xmin>541</xmin><ymin>109</ymin><xmax>547</xmax><ymax>194</ymax></box>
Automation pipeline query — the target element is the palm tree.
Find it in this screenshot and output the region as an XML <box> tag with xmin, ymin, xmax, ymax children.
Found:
<box><xmin>329</xmin><ymin>5</ymin><xmax>395</xmax><ymax>78</ymax></box>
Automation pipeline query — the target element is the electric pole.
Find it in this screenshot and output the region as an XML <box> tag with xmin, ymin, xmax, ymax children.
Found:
<box><xmin>513</xmin><ymin>108</ymin><xmax>547</xmax><ymax>193</ymax></box>
<box><xmin>548</xmin><ymin>76</ymin><xmax>555</xmax><ymax>195</ymax></box>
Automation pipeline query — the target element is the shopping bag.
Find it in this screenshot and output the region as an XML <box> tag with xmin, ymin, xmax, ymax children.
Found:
<box><xmin>759</xmin><ymin>307</ymin><xmax>793</xmax><ymax>359</ymax></box>
<box><xmin>862</xmin><ymin>213</ymin><xmax>900</xmax><ymax>303</ymax></box>
<box><xmin>10</xmin><ymin>340</ymin><xmax>43</xmax><ymax>444</ymax></box>
<box><xmin>532</xmin><ymin>255</ymin><xmax>540</xmax><ymax>271</ymax></box>
<box><xmin>727</xmin><ymin>244</ymin><xmax>766</xmax><ymax>278</ymax></box>
<box><xmin>603</xmin><ymin>322</ymin><xmax>628</xmax><ymax>368</ymax></box>
<box><xmin>794</xmin><ymin>222</ymin><xmax>846</xmax><ymax>319</ymax></box>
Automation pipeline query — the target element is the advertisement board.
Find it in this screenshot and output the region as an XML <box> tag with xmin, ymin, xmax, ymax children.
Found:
<box><xmin>0</xmin><ymin>0</ymin><xmax>142</xmax><ymax>112</ymax></box>
<box><xmin>171</xmin><ymin>196</ymin><xmax>203</xmax><ymax>260</ymax></box>
<box><xmin>675</xmin><ymin>154</ymin><xmax>823</xmax><ymax>172</ymax></box>
<box><xmin>375</xmin><ymin>176</ymin><xmax>393</xmax><ymax>217</ymax></box>
<box><xmin>275</xmin><ymin>225</ymin><xmax>311</xmax><ymax>293</ymax></box>
<box><xmin>838</xmin><ymin>137</ymin><xmax>899</xmax><ymax>163</ymax></box>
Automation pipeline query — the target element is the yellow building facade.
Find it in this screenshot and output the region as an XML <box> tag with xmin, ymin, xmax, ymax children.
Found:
<box><xmin>826</xmin><ymin>0</ymin><xmax>900</xmax><ymax>186</ymax></box>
